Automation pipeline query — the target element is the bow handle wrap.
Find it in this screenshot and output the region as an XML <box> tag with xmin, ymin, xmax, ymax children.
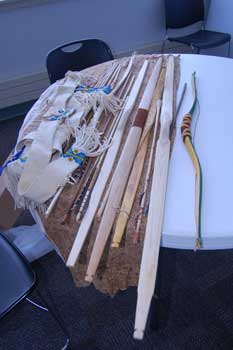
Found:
<box><xmin>181</xmin><ymin>113</ymin><xmax>192</xmax><ymax>142</ymax></box>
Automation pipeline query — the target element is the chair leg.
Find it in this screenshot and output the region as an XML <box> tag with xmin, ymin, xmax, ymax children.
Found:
<box><xmin>161</xmin><ymin>39</ymin><xmax>167</xmax><ymax>54</ymax></box>
<box><xmin>228</xmin><ymin>41</ymin><xmax>231</xmax><ymax>57</ymax></box>
<box><xmin>191</xmin><ymin>45</ymin><xmax>200</xmax><ymax>54</ymax></box>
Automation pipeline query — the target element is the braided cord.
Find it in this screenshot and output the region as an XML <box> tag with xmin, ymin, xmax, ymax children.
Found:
<box><xmin>181</xmin><ymin>73</ymin><xmax>203</xmax><ymax>248</ymax></box>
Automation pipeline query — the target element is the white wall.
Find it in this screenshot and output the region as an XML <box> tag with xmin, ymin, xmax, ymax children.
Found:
<box><xmin>0</xmin><ymin>0</ymin><xmax>232</xmax><ymax>82</ymax></box>
<box><xmin>0</xmin><ymin>0</ymin><xmax>165</xmax><ymax>81</ymax></box>
<box><xmin>207</xmin><ymin>0</ymin><xmax>232</xmax><ymax>34</ymax></box>
<box><xmin>206</xmin><ymin>0</ymin><xmax>232</xmax><ymax>56</ymax></box>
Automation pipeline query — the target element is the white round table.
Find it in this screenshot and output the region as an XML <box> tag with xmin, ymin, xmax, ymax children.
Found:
<box><xmin>162</xmin><ymin>54</ymin><xmax>233</xmax><ymax>250</ymax></box>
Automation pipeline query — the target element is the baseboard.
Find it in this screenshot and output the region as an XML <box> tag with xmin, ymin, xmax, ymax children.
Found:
<box><xmin>0</xmin><ymin>71</ymin><xmax>50</xmax><ymax>109</ymax></box>
<box><xmin>115</xmin><ymin>40</ymin><xmax>192</xmax><ymax>58</ymax></box>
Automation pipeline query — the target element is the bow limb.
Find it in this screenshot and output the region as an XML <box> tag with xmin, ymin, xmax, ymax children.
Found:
<box><xmin>184</xmin><ymin>136</ymin><xmax>203</xmax><ymax>248</ymax></box>
<box><xmin>181</xmin><ymin>72</ymin><xmax>202</xmax><ymax>249</ymax></box>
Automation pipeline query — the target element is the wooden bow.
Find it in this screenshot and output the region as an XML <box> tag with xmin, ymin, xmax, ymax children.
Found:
<box><xmin>134</xmin><ymin>55</ymin><xmax>174</xmax><ymax>340</ymax></box>
<box><xmin>111</xmin><ymin>67</ymin><xmax>165</xmax><ymax>247</ymax></box>
<box><xmin>181</xmin><ymin>72</ymin><xmax>203</xmax><ymax>248</ymax></box>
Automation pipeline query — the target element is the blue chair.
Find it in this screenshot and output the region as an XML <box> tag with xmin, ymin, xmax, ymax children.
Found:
<box><xmin>163</xmin><ymin>0</ymin><xmax>231</xmax><ymax>55</ymax></box>
<box><xmin>46</xmin><ymin>39</ymin><xmax>114</xmax><ymax>84</ymax></box>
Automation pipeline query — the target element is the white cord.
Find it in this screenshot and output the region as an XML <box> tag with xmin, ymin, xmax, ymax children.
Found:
<box><xmin>26</xmin><ymin>297</ymin><xmax>48</xmax><ymax>312</ymax></box>
<box><xmin>61</xmin><ymin>338</ymin><xmax>70</xmax><ymax>350</ymax></box>
<box><xmin>27</xmin><ymin>297</ymin><xmax>70</xmax><ymax>349</ymax></box>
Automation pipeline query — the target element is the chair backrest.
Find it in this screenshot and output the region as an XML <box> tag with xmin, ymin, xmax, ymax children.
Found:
<box><xmin>0</xmin><ymin>233</ymin><xmax>36</xmax><ymax>319</ymax></box>
<box><xmin>164</xmin><ymin>0</ymin><xmax>205</xmax><ymax>29</ymax></box>
<box><xmin>46</xmin><ymin>39</ymin><xmax>114</xmax><ymax>84</ymax></box>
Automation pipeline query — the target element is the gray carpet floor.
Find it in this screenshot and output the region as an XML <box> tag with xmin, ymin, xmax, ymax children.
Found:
<box><xmin>1</xmin><ymin>117</ymin><xmax>233</xmax><ymax>349</ymax></box>
<box><xmin>1</xmin><ymin>248</ymin><xmax>233</xmax><ymax>350</ymax></box>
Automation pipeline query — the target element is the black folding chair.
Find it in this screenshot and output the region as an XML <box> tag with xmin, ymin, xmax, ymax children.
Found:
<box><xmin>46</xmin><ymin>39</ymin><xmax>114</xmax><ymax>84</ymax></box>
<box><xmin>0</xmin><ymin>232</ymin><xmax>70</xmax><ymax>349</ymax></box>
<box><xmin>163</xmin><ymin>0</ymin><xmax>231</xmax><ymax>55</ymax></box>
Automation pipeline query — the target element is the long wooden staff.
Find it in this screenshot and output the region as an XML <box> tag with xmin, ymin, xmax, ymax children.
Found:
<box><xmin>181</xmin><ymin>72</ymin><xmax>202</xmax><ymax>248</ymax></box>
<box><xmin>134</xmin><ymin>81</ymin><xmax>187</xmax><ymax>242</ymax></box>
<box><xmin>66</xmin><ymin>60</ymin><xmax>148</xmax><ymax>267</ymax></box>
<box><xmin>111</xmin><ymin>68</ymin><xmax>165</xmax><ymax>247</ymax></box>
<box><xmin>134</xmin><ymin>55</ymin><xmax>174</xmax><ymax>340</ymax></box>
<box><xmin>85</xmin><ymin>58</ymin><xmax>162</xmax><ymax>283</ymax></box>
